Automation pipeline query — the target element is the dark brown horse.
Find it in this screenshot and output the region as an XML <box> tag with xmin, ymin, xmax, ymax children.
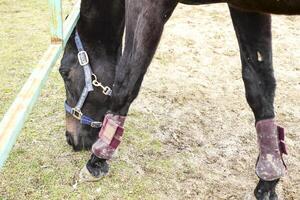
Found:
<box><xmin>59</xmin><ymin>0</ymin><xmax>299</xmax><ymax>199</ymax></box>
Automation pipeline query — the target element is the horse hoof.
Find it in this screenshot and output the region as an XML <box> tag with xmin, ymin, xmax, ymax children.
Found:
<box><xmin>254</xmin><ymin>191</ymin><xmax>270</xmax><ymax>200</ymax></box>
<box><xmin>254</xmin><ymin>179</ymin><xmax>279</xmax><ymax>200</ymax></box>
<box><xmin>269</xmin><ymin>193</ymin><xmax>278</xmax><ymax>200</ymax></box>
<box><xmin>78</xmin><ymin>165</ymin><xmax>108</xmax><ymax>182</ymax></box>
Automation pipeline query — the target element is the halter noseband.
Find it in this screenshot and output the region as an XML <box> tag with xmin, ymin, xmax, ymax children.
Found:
<box><xmin>64</xmin><ymin>30</ymin><xmax>112</xmax><ymax>128</ymax></box>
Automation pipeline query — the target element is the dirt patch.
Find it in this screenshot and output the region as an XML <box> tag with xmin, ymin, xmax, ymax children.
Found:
<box><xmin>131</xmin><ymin>3</ymin><xmax>300</xmax><ymax>199</ymax></box>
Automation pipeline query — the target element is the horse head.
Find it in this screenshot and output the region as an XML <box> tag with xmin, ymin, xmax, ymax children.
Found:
<box><xmin>59</xmin><ymin>0</ymin><xmax>124</xmax><ymax>151</ymax></box>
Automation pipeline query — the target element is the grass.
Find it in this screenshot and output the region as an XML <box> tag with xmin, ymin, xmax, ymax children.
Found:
<box><xmin>3</xmin><ymin>1</ymin><xmax>298</xmax><ymax>199</ymax></box>
<box><xmin>0</xmin><ymin>2</ymin><xmax>182</xmax><ymax>199</ymax></box>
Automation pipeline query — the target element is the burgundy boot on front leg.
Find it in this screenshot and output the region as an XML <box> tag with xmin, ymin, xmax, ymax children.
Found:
<box><xmin>79</xmin><ymin>114</ymin><xmax>126</xmax><ymax>182</ymax></box>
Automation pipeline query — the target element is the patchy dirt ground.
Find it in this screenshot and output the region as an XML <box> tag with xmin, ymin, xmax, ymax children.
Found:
<box><xmin>0</xmin><ymin>2</ymin><xmax>299</xmax><ymax>200</ymax></box>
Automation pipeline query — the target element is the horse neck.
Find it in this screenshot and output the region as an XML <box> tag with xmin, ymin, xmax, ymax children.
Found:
<box><xmin>76</xmin><ymin>0</ymin><xmax>125</xmax><ymax>56</ymax></box>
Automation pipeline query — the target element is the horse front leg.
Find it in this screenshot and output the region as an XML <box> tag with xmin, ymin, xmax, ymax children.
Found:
<box><xmin>229</xmin><ymin>5</ymin><xmax>287</xmax><ymax>200</ymax></box>
<box><xmin>79</xmin><ymin>0</ymin><xmax>178</xmax><ymax>181</ymax></box>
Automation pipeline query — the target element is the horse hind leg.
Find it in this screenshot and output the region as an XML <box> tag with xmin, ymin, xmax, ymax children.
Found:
<box><xmin>229</xmin><ymin>5</ymin><xmax>287</xmax><ymax>200</ymax></box>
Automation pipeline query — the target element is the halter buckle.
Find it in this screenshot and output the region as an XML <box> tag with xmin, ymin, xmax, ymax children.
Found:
<box><xmin>103</xmin><ymin>86</ymin><xmax>112</xmax><ymax>96</ymax></box>
<box><xmin>72</xmin><ymin>108</ymin><xmax>83</xmax><ymax>120</ymax></box>
<box><xmin>91</xmin><ymin>121</ymin><xmax>102</xmax><ymax>128</ymax></box>
<box><xmin>78</xmin><ymin>51</ymin><xmax>89</xmax><ymax>66</ymax></box>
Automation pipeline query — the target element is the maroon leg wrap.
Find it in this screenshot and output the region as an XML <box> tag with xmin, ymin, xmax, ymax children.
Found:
<box><xmin>92</xmin><ymin>114</ymin><xmax>126</xmax><ymax>160</ymax></box>
<box><xmin>256</xmin><ymin>119</ymin><xmax>287</xmax><ymax>181</ymax></box>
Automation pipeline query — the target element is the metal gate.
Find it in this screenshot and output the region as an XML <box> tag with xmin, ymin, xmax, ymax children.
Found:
<box><xmin>0</xmin><ymin>0</ymin><xmax>81</xmax><ymax>169</ymax></box>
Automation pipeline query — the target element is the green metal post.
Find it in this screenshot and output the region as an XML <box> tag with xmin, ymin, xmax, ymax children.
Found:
<box><xmin>48</xmin><ymin>0</ymin><xmax>63</xmax><ymax>44</ymax></box>
<box><xmin>63</xmin><ymin>0</ymin><xmax>80</xmax><ymax>46</ymax></box>
<box><xmin>0</xmin><ymin>0</ymin><xmax>81</xmax><ymax>169</ymax></box>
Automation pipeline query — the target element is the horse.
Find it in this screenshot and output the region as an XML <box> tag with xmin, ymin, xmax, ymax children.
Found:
<box><xmin>59</xmin><ymin>0</ymin><xmax>299</xmax><ymax>199</ymax></box>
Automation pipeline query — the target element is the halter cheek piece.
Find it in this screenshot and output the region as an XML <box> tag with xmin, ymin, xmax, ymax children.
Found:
<box><xmin>64</xmin><ymin>30</ymin><xmax>112</xmax><ymax>128</ymax></box>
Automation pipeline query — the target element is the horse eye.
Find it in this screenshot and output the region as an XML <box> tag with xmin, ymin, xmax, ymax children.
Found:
<box><xmin>59</xmin><ymin>67</ymin><xmax>70</xmax><ymax>80</ymax></box>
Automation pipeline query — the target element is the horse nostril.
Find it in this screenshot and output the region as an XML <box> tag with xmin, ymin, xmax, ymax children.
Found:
<box><xmin>66</xmin><ymin>131</ymin><xmax>84</xmax><ymax>151</ymax></box>
<box><xmin>65</xmin><ymin>131</ymin><xmax>73</xmax><ymax>146</ymax></box>
<box><xmin>65</xmin><ymin>130</ymin><xmax>96</xmax><ymax>151</ymax></box>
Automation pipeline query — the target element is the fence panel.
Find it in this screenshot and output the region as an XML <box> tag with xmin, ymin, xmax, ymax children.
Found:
<box><xmin>0</xmin><ymin>0</ymin><xmax>81</xmax><ymax>169</ymax></box>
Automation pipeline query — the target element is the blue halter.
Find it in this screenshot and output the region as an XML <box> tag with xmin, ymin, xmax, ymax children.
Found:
<box><xmin>64</xmin><ymin>102</ymin><xmax>102</xmax><ymax>128</ymax></box>
<box><xmin>64</xmin><ymin>30</ymin><xmax>111</xmax><ymax>129</ymax></box>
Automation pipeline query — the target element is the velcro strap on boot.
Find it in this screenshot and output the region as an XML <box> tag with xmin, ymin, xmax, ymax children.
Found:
<box><xmin>278</xmin><ymin>126</ymin><xmax>288</xmax><ymax>155</ymax></box>
<box><xmin>255</xmin><ymin>119</ymin><xmax>287</xmax><ymax>181</ymax></box>
<box><xmin>92</xmin><ymin>114</ymin><xmax>126</xmax><ymax>160</ymax></box>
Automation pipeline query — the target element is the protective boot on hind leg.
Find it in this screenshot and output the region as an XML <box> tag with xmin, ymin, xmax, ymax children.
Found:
<box><xmin>229</xmin><ymin>5</ymin><xmax>288</xmax><ymax>199</ymax></box>
<box><xmin>255</xmin><ymin>119</ymin><xmax>287</xmax><ymax>181</ymax></box>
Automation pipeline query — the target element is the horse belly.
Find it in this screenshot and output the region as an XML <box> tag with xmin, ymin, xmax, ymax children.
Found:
<box><xmin>179</xmin><ymin>0</ymin><xmax>224</xmax><ymax>5</ymax></box>
<box><xmin>229</xmin><ymin>0</ymin><xmax>300</xmax><ymax>15</ymax></box>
